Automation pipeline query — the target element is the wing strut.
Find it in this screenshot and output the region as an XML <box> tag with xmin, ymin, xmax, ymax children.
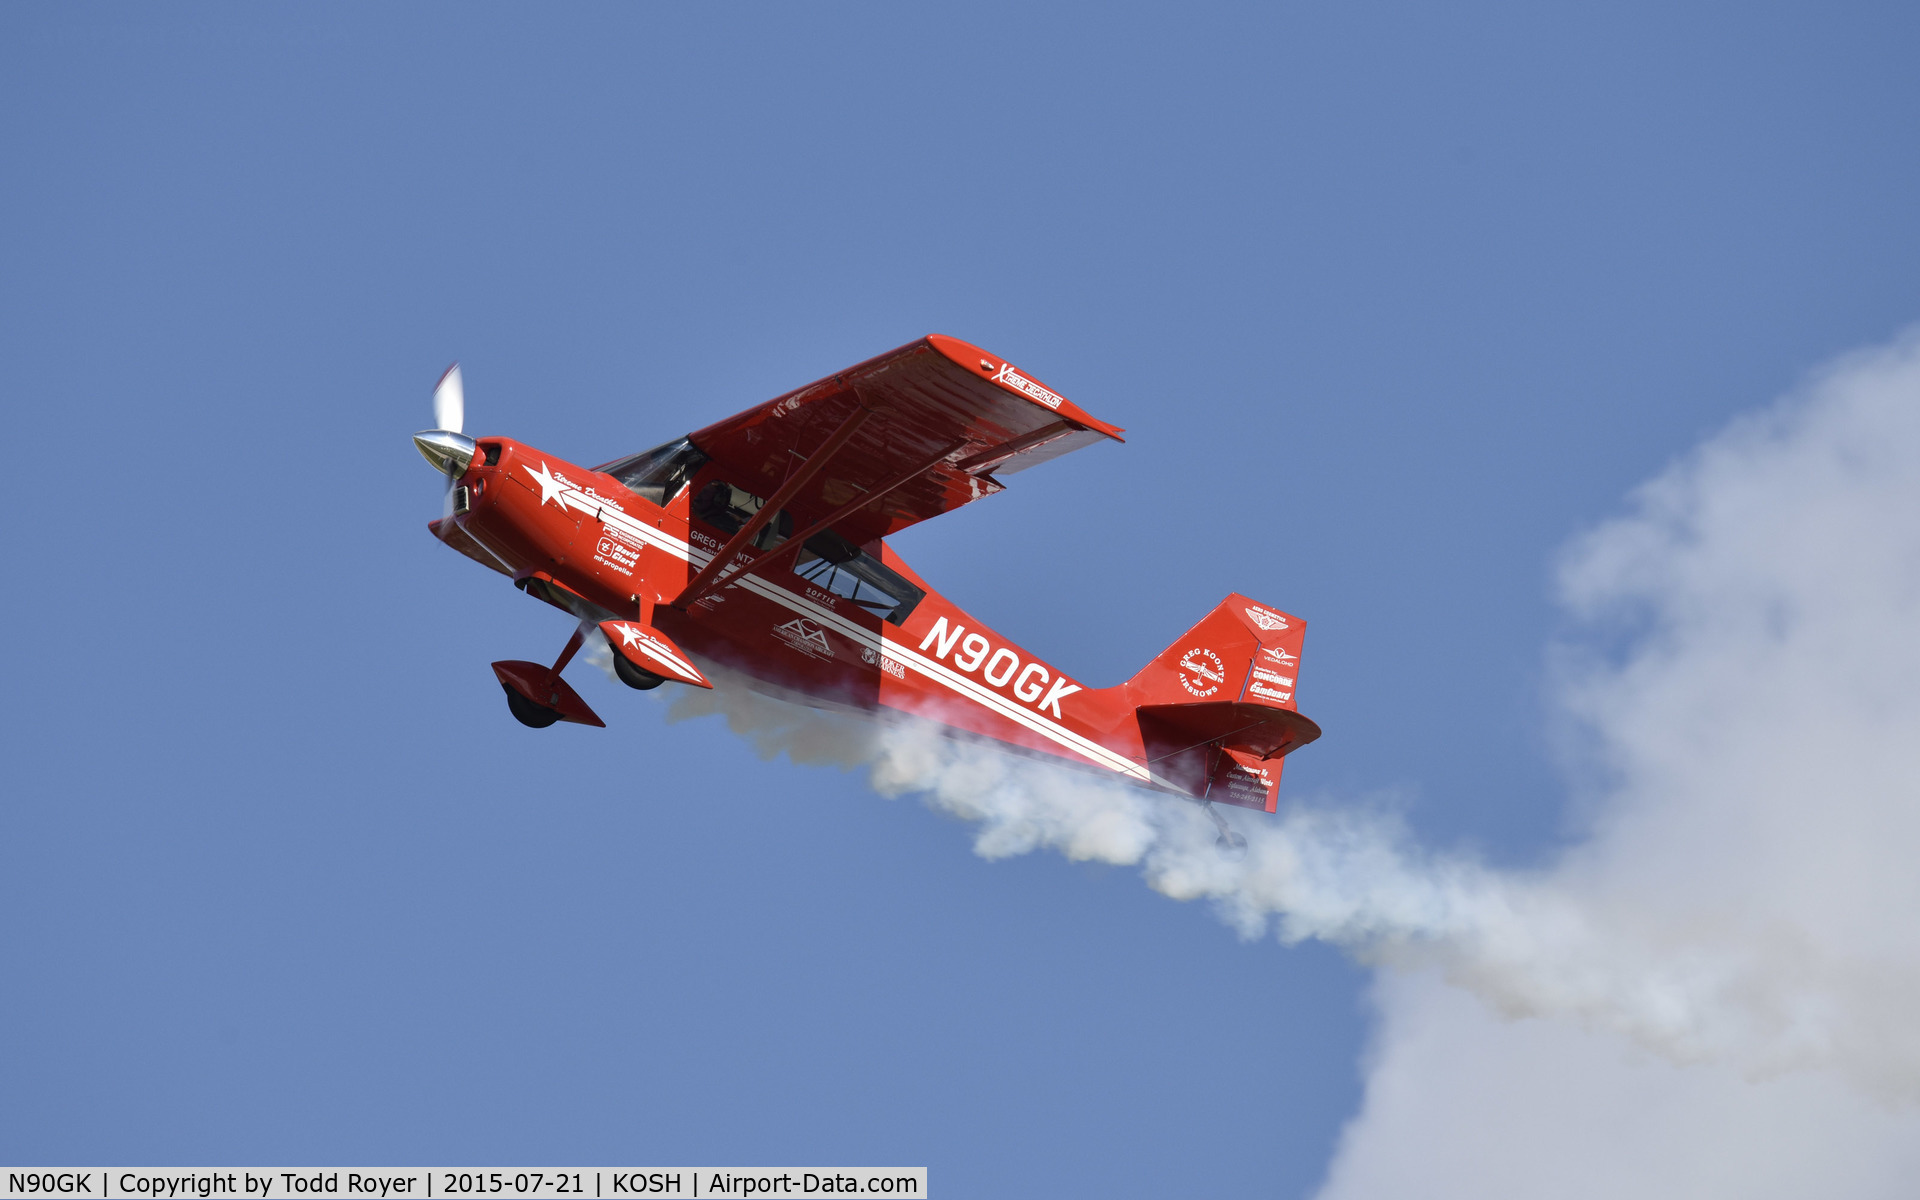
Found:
<box><xmin>672</xmin><ymin>402</ymin><xmax>876</xmax><ymax>611</ymax></box>
<box><xmin>711</xmin><ymin>436</ymin><xmax>967</xmax><ymax>594</ymax></box>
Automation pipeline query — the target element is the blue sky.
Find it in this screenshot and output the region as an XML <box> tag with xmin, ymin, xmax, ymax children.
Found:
<box><xmin>4</xmin><ymin>4</ymin><xmax>1919</xmax><ymax>1196</ymax></box>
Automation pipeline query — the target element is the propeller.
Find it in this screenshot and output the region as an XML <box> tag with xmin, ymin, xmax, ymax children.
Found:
<box><xmin>433</xmin><ymin>363</ymin><xmax>464</xmax><ymax>435</ymax></box>
<box><xmin>413</xmin><ymin>361</ymin><xmax>478</xmax><ymax>481</ymax></box>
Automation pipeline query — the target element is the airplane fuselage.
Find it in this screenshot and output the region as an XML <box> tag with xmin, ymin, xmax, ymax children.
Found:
<box><xmin>434</xmin><ymin>436</ymin><xmax>1162</xmax><ymax>787</ymax></box>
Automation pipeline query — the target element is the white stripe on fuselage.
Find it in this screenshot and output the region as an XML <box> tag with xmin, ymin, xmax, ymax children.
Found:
<box><xmin>528</xmin><ymin>469</ymin><xmax>1148</xmax><ymax>780</ymax></box>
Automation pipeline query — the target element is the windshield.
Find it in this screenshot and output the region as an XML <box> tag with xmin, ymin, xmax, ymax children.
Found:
<box><xmin>595</xmin><ymin>439</ymin><xmax>709</xmax><ymax>506</ymax></box>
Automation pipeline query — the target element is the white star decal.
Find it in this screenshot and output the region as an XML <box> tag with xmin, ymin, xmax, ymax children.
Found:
<box><xmin>617</xmin><ymin>623</ymin><xmax>645</xmax><ymax>649</ymax></box>
<box><xmin>522</xmin><ymin>461</ymin><xmax>569</xmax><ymax>509</ymax></box>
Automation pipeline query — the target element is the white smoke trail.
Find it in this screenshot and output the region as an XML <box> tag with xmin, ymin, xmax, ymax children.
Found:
<box><xmin>668</xmin><ymin>660</ymin><xmax>1910</xmax><ymax>1093</ymax></box>
<box><xmin>665</xmin><ymin>671</ymin><xmax>879</xmax><ymax>771</ymax></box>
<box><xmin>858</xmin><ymin>725</ymin><xmax>1865</xmax><ymax>1084</ymax></box>
<box><xmin>659</xmin><ymin>328</ymin><xmax>1920</xmax><ymax>1103</ymax></box>
<box><xmin>1309</xmin><ymin>330</ymin><xmax>1920</xmax><ymax>1197</ymax></box>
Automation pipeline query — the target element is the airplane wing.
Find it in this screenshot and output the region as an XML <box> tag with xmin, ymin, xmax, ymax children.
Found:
<box><xmin>681</xmin><ymin>334</ymin><xmax>1124</xmax><ymax>547</ymax></box>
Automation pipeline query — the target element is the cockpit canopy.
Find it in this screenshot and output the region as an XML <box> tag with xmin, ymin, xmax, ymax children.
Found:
<box><xmin>595</xmin><ymin>438</ymin><xmax>709</xmax><ymax>506</ymax></box>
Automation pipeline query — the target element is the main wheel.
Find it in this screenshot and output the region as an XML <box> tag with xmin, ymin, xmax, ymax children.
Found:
<box><xmin>613</xmin><ymin>654</ymin><xmax>666</xmax><ymax>691</ymax></box>
<box><xmin>503</xmin><ymin>682</ymin><xmax>563</xmax><ymax>728</ymax></box>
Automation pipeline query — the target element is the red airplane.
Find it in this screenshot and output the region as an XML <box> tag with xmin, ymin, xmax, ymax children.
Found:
<box><xmin>415</xmin><ymin>335</ymin><xmax>1320</xmax><ymax>849</ymax></box>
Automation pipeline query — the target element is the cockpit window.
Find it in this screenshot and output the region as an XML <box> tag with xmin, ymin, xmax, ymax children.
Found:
<box><xmin>691</xmin><ymin>480</ymin><xmax>793</xmax><ymax>549</ymax></box>
<box><xmin>692</xmin><ymin>480</ymin><xmax>759</xmax><ymax>536</ymax></box>
<box><xmin>595</xmin><ymin>438</ymin><xmax>710</xmax><ymax>506</ymax></box>
<box><xmin>793</xmin><ymin>530</ymin><xmax>925</xmax><ymax>625</ymax></box>
<box><xmin>621</xmin><ymin>456</ymin><xmax>923</xmax><ymax>624</ymax></box>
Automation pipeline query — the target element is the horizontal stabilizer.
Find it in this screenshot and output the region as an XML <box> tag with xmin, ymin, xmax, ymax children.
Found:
<box><xmin>1134</xmin><ymin>702</ymin><xmax>1321</xmax><ymax>813</ymax></box>
<box><xmin>1135</xmin><ymin>701</ymin><xmax>1321</xmax><ymax>761</ymax></box>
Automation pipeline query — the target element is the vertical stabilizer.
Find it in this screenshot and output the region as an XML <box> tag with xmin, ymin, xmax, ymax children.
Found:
<box><xmin>1125</xmin><ymin>593</ymin><xmax>1305</xmax><ymax>711</ymax></box>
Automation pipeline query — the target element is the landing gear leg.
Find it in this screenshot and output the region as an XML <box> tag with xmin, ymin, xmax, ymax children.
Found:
<box><xmin>550</xmin><ymin>627</ymin><xmax>585</xmax><ymax>675</ymax></box>
<box><xmin>1204</xmin><ymin>802</ymin><xmax>1249</xmax><ymax>860</ymax></box>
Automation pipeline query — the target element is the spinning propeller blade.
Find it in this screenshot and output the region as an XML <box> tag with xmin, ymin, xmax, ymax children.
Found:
<box><xmin>433</xmin><ymin>363</ymin><xmax>465</xmax><ymax>434</ymax></box>
<box><xmin>414</xmin><ymin>362</ymin><xmax>478</xmax><ymax>480</ymax></box>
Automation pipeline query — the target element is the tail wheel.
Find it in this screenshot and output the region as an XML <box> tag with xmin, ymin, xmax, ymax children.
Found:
<box><xmin>613</xmin><ymin>654</ymin><xmax>666</xmax><ymax>691</ymax></box>
<box><xmin>502</xmin><ymin>682</ymin><xmax>563</xmax><ymax>728</ymax></box>
<box><xmin>1215</xmin><ymin>830</ymin><xmax>1249</xmax><ymax>861</ymax></box>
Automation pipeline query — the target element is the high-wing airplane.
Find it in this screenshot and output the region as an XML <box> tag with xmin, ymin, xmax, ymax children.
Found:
<box><xmin>414</xmin><ymin>335</ymin><xmax>1319</xmax><ymax>849</ymax></box>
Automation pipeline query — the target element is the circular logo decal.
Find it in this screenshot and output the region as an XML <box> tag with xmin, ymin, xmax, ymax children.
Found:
<box><xmin>1176</xmin><ymin>647</ymin><xmax>1226</xmax><ymax>698</ymax></box>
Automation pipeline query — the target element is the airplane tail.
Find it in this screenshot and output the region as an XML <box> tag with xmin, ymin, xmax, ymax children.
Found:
<box><xmin>1124</xmin><ymin>593</ymin><xmax>1319</xmax><ymax>812</ymax></box>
